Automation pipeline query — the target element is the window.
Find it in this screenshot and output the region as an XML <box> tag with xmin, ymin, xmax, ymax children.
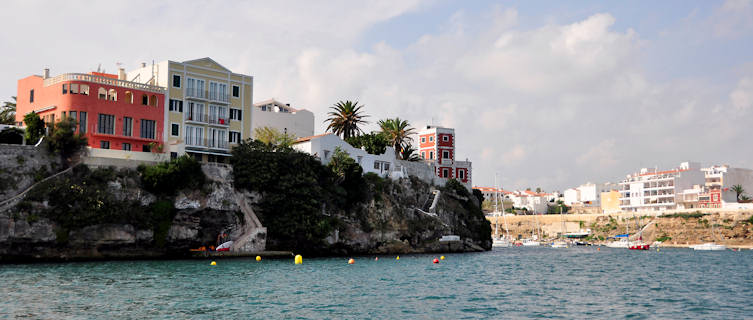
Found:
<box><xmin>62</xmin><ymin>84</ymin><xmax>68</xmax><ymax>94</ymax></box>
<box><xmin>443</xmin><ymin>135</ymin><xmax>449</xmax><ymax>142</ymax></box>
<box><xmin>421</xmin><ymin>137</ymin><xmax>426</xmax><ymax>143</ymax></box>
<box><xmin>443</xmin><ymin>151</ymin><xmax>449</xmax><ymax>159</ymax></box>
<box><xmin>172</xmin><ymin>74</ymin><xmax>181</xmax><ymax>88</ymax></box>
<box><xmin>140</xmin><ymin>119</ymin><xmax>156</xmax><ymax>139</ymax></box>
<box><xmin>79</xmin><ymin>112</ymin><xmax>87</xmax><ymax>133</ymax></box>
<box><xmin>142</xmin><ymin>94</ymin><xmax>148</xmax><ymax>105</ymax></box>
<box><xmin>150</xmin><ymin>95</ymin><xmax>157</xmax><ymax>107</ymax></box>
<box><xmin>429</xmin><ymin>151</ymin><xmax>434</xmax><ymax>160</ymax></box>
<box><xmin>232</xmin><ymin>85</ymin><xmax>239</xmax><ymax>97</ymax></box>
<box><xmin>123</xmin><ymin>117</ymin><xmax>133</xmax><ymax>136</ymax></box>
<box><xmin>69</xmin><ymin>111</ymin><xmax>77</xmax><ymax>128</ymax></box>
<box><xmin>323</xmin><ymin>150</ymin><xmax>331</xmax><ymax>159</ymax></box>
<box><xmin>229</xmin><ymin>131</ymin><xmax>241</xmax><ymax>143</ymax></box>
<box><xmin>170</xmin><ymin>152</ymin><xmax>178</xmax><ymax>160</ymax></box>
<box><xmin>209</xmin><ymin>82</ymin><xmax>217</xmax><ymax>100</ymax></box>
<box><xmin>442</xmin><ymin>168</ymin><xmax>449</xmax><ymax>178</ymax></box>
<box><xmin>125</xmin><ymin>91</ymin><xmax>133</xmax><ymax>104</ymax></box>
<box><xmin>171</xmin><ymin>123</ymin><xmax>179</xmax><ymax>136</ymax></box>
<box><xmin>122</xmin><ymin>143</ymin><xmax>131</xmax><ymax>151</ymax></box>
<box><xmin>100</xmin><ymin>141</ymin><xmax>110</xmax><ymax>149</ymax></box>
<box><xmin>142</xmin><ymin>144</ymin><xmax>151</xmax><ymax>152</ymax></box>
<box><xmin>62</xmin><ymin>111</ymin><xmax>66</xmax><ymax>119</ymax></box>
<box><xmin>384</xmin><ymin>163</ymin><xmax>390</xmax><ymax>171</ymax></box>
<box><xmin>229</xmin><ymin>108</ymin><xmax>242</xmax><ymax>121</ymax></box>
<box><xmin>458</xmin><ymin>170</ymin><xmax>465</xmax><ymax>179</ymax></box>
<box><xmin>429</xmin><ymin>136</ymin><xmax>434</xmax><ymax>142</ymax></box>
<box><xmin>108</xmin><ymin>89</ymin><xmax>117</xmax><ymax>101</ymax></box>
<box><xmin>421</xmin><ymin>152</ymin><xmax>425</xmax><ymax>158</ymax></box>
<box><xmin>29</xmin><ymin>89</ymin><xmax>34</xmax><ymax>102</ymax></box>
<box><xmin>80</xmin><ymin>85</ymin><xmax>89</xmax><ymax>95</ymax></box>
<box><xmin>71</xmin><ymin>84</ymin><xmax>79</xmax><ymax>94</ymax></box>
<box><xmin>98</xmin><ymin>87</ymin><xmax>107</xmax><ymax>99</ymax></box>
<box><xmin>169</xmin><ymin>99</ymin><xmax>184</xmax><ymax>112</ymax></box>
<box><xmin>374</xmin><ymin>162</ymin><xmax>380</xmax><ymax>170</ymax></box>
<box><xmin>97</xmin><ymin>114</ymin><xmax>115</xmax><ymax>134</ymax></box>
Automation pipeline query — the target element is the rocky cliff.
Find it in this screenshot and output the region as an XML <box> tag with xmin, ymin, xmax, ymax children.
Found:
<box><xmin>0</xmin><ymin>152</ymin><xmax>490</xmax><ymax>262</ymax></box>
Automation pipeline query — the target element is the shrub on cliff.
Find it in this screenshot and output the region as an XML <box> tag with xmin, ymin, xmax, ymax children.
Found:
<box><xmin>47</xmin><ymin>117</ymin><xmax>87</xmax><ymax>166</ymax></box>
<box><xmin>23</xmin><ymin>112</ymin><xmax>45</xmax><ymax>145</ymax></box>
<box><xmin>345</xmin><ymin>132</ymin><xmax>388</xmax><ymax>155</ymax></box>
<box><xmin>137</xmin><ymin>156</ymin><xmax>205</xmax><ymax>195</ymax></box>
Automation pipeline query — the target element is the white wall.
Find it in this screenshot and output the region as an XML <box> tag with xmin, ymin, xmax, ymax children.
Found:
<box><xmin>292</xmin><ymin>134</ymin><xmax>403</xmax><ymax>178</ymax></box>
<box><xmin>563</xmin><ymin>188</ymin><xmax>579</xmax><ymax>205</ymax></box>
<box><xmin>250</xmin><ymin>107</ymin><xmax>314</xmax><ymax>140</ymax></box>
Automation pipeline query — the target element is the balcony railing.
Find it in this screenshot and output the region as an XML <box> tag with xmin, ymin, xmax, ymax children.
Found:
<box><xmin>207</xmin><ymin>116</ymin><xmax>229</xmax><ymax>126</ymax></box>
<box><xmin>185</xmin><ymin>113</ymin><xmax>208</xmax><ymax>123</ymax></box>
<box><xmin>186</xmin><ymin>138</ymin><xmax>229</xmax><ymax>150</ymax></box>
<box><xmin>185</xmin><ymin>89</ymin><xmax>207</xmax><ymax>99</ymax></box>
<box><xmin>43</xmin><ymin>73</ymin><xmax>165</xmax><ymax>93</ymax></box>
<box><xmin>208</xmin><ymin>93</ymin><xmax>229</xmax><ymax>103</ymax></box>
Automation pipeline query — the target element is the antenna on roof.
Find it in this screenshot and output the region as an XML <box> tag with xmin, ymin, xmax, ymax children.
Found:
<box><xmin>96</xmin><ymin>63</ymin><xmax>101</xmax><ymax>73</ymax></box>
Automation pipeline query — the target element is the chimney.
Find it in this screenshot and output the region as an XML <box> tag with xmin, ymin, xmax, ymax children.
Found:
<box><xmin>286</xmin><ymin>103</ymin><xmax>290</xmax><ymax>107</ymax></box>
<box><xmin>141</xmin><ymin>62</ymin><xmax>147</xmax><ymax>68</ymax></box>
<box><xmin>43</xmin><ymin>68</ymin><xmax>50</xmax><ymax>79</ymax></box>
<box><xmin>118</xmin><ymin>68</ymin><xmax>126</xmax><ymax>80</ymax></box>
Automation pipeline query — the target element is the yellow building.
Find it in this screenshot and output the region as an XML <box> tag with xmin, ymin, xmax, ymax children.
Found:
<box><xmin>128</xmin><ymin>58</ymin><xmax>253</xmax><ymax>162</ymax></box>
<box><xmin>600</xmin><ymin>190</ymin><xmax>621</xmax><ymax>213</ymax></box>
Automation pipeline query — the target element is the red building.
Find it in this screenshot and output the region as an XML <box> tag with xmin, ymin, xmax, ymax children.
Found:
<box><xmin>417</xmin><ymin>125</ymin><xmax>471</xmax><ymax>185</ymax></box>
<box><xmin>698</xmin><ymin>189</ymin><xmax>723</xmax><ymax>208</ymax></box>
<box><xmin>16</xmin><ymin>69</ymin><xmax>165</xmax><ymax>152</ymax></box>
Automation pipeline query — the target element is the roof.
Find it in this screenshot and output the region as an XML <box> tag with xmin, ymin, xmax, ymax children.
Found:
<box><xmin>294</xmin><ymin>132</ymin><xmax>334</xmax><ymax>144</ymax></box>
<box><xmin>639</xmin><ymin>169</ymin><xmax>689</xmax><ymax>177</ymax></box>
<box><xmin>182</xmin><ymin>57</ymin><xmax>232</xmax><ymax>73</ymax></box>
<box><xmin>253</xmin><ymin>98</ymin><xmax>300</xmax><ymax>112</ymax></box>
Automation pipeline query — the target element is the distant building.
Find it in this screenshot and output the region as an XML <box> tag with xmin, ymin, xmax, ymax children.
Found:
<box><xmin>416</xmin><ymin>125</ymin><xmax>472</xmax><ymax>187</ymax></box>
<box><xmin>16</xmin><ymin>68</ymin><xmax>166</xmax><ymax>153</ymax></box>
<box><xmin>251</xmin><ymin>99</ymin><xmax>314</xmax><ymax>140</ymax></box>
<box><xmin>292</xmin><ymin>133</ymin><xmax>405</xmax><ymax>178</ymax></box>
<box><xmin>600</xmin><ymin>190</ymin><xmax>621</xmax><ymax>213</ymax></box>
<box><xmin>702</xmin><ymin>165</ymin><xmax>753</xmax><ymax>203</ymax></box>
<box><xmin>619</xmin><ymin>162</ymin><xmax>706</xmax><ymax>211</ymax></box>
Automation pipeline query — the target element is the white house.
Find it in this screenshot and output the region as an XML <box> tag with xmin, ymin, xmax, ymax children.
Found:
<box><xmin>292</xmin><ymin>133</ymin><xmax>406</xmax><ymax>178</ymax></box>
<box><xmin>618</xmin><ymin>161</ymin><xmax>706</xmax><ymax>211</ymax></box>
<box><xmin>252</xmin><ymin>99</ymin><xmax>314</xmax><ymax>139</ymax></box>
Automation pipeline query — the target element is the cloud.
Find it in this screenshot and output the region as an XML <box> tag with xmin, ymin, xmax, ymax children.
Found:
<box><xmin>576</xmin><ymin>139</ymin><xmax>619</xmax><ymax>171</ymax></box>
<box><xmin>711</xmin><ymin>0</ymin><xmax>753</xmax><ymax>38</ymax></box>
<box><xmin>501</xmin><ymin>145</ymin><xmax>527</xmax><ymax>166</ymax></box>
<box><xmin>730</xmin><ymin>76</ymin><xmax>753</xmax><ymax>112</ymax></box>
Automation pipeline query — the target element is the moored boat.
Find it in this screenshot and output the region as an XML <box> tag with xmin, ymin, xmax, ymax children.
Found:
<box><xmin>691</xmin><ymin>243</ymin><xmax>727</xmax><ymax>251</ymax></box>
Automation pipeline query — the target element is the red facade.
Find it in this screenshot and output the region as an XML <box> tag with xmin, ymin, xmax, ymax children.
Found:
<box><xmin>699</xmin><ymin>189</ymin><xmax>722</xmax><ymax>208</ymax></box>
<box><xmin>16</xmin><ymin>73</ymin><xmax>165</xmax><ymax>152</ymax></box>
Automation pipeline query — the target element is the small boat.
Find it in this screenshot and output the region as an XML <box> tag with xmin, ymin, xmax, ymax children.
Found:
<box><xmin>629</xmin><ymin>242</ymin><xmax>650</xmax><ymax>250</ymax></box>
<box><xmin>551</xmin><ymin>241</ymin><xmax>568</xmax><ymax>248</ymax></box>
<box><xmin>606</xmin><ymin>237</ymin><xmax>629</xmax><ymax>248</ymax></box>
<box><xmin>691</xmin><ymin>243</ymin><xmax>727</xmax><ymax>251</ymax></box>
<box><xmin>492</xmin><ymin>236</ymin><xmax>512</xmax><ymax>247</ymax></box>
<box><xmin>216</xmin><ymin>240</ymin><xmax>233</xmax><ymax>252</ymax></box>
<box><xmin>521</xmin><ymin>238</ymin><xmax>540</xmax><ymax>246</ymax></box>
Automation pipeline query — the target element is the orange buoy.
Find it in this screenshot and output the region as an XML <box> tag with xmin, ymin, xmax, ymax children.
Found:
<box><xmin>433</xmin><ymin>258</ymin><xmax>439</xmax><ymax>264</ymax></box>
<box><xmin>375</xmin><ymin>257</ymin><xmax>379</xmax><ymax>261</ymax></box>
<box><xmin>597</xmin><ymin>247</ymin><xmax>600</xmax><ymax>251</ymax></box>
<box><xmin>348</xmin><ymin>258</ymin><xmax>355</xmax><ymax>264</ymax></box>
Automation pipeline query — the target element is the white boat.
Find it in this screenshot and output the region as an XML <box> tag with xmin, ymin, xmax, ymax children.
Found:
<box><xmin>691</xmin><ymin>243</ymin><xmax>727</xmax><ymax>251</ymax></box>
<box><xmin>522</xmin><ymin>238</ymin><xmax>540</xmax><ymax>246</ymax></box>
<box><xmin>606</xmin><ymin>238</ymin><xmax>629</xmax><ymax>248</ymax></box>
<box><xmin>493</xmin><ymin>237</ymin><xmax>512</xmax><ymax>247</ymax></box>
<box><xmin>490</xmin><ymin>174</ymin><xmax>513</xmax><ymax>248</ymax></box>
<box><xmin>551</xmin><ymin>241</ymin><xmax>568</xmax><ymax>248</ymax></box>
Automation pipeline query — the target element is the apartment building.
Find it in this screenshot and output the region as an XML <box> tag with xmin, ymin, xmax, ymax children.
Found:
<box><xmin>618</xmin><ymin>162</ymin><xmax>705</xmax><ymax>211</ymax></box>
<box><xmin>127</xmin><ymin>58</ymin><xmax>253</xmax><ymax>162</ymax></box>
<box><xmin>416</xmin><ymin>125</ymin><xmax>472</xmax><ymax>186</ymax></box>
<box><xmin>16</xmin><ymin>68</ymin><xmax>165</xmax><ymax>153</ymax></box>
<box><xmin>702</xmin><ymin>165</ymin><xmax>753</xmax><ymax>202</ymax></box>
<box><xmin>251</xmin><ymin>99</ymin><xmax>314</xmax><ymax>139</ymax></box>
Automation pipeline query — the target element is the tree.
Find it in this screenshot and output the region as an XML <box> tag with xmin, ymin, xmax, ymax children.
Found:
<box><xmin>345</xmin><ymin>132</ymin><xmax>388</xmax><ymax>155</ymax></box>
<box><xmin>399</xmin><ymin>143</ymin><xmax>420</xmax><ymax>161</ymax></box>
<box><xmin>378</xmin><ymin>117</ymin><xmax>415</xmax><ymax>157</ymax></box>
<box><xmin>536</xmin><ymin>187</ymin><xmax>542</xmax><ymax>193</ymax></box>
<box><xmin>253</xmin><ymin>126</ymin><xmax>296</xmax><ymax>148</ymax></box>
<box><xmin>47</xmin><ymin>117</ymin><xmax>88</xmax><ymax>166</ymax></box>
<box><xmin>325</xmin><ymin>100</ymin><xmax>369</xmax><ymax>139</ymax></box>
<box><xmin>23</xmin><ymin>112</ymin><xmax>45</xmax><ymax>145</ymax></box>
<box><xmin>0</xmin><ymin>96</ymin><xmax>16</xmax><ymax>125</ymax></box>
<box><xmin>732</xmin><ymin>184</ymin><xmax>745</xmax><ymax>202</ymax></box>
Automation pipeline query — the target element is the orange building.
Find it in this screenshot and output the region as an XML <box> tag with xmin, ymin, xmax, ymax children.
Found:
<box><xmin>16</xmin><ymin>68</ymin><xmax>166</xmax><ymax>153</ymax></box>
<box><xmin>417</xmin><ymin>125</ymin><xmax>471</xmax><ymax>185</ymax></box>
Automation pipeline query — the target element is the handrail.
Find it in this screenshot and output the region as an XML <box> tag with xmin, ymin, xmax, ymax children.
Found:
<box><xmin>43</xmin><ymin>73</ymin><xmax>165</xmax><ymax>93</ymax></box>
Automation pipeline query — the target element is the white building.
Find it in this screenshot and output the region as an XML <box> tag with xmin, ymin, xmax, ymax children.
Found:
<box><xmin>251</xmin><ymin>99</ymin><xmax>314</xmax><ymax>139</ymax></box>
<box><xmin>292</xmin><ymin>133</ymin><xmax>405</xmax><ymax>178</ymax></box>
<box><xmin>702</xmin><ymin>165</ymin><xmax>753</xmax><ymax>202</ymax></box>
<box><xmin>563</xmin><ymin>188</ymin><xmax>579</xmax><ymax>206</ymax></box>
<box><xmin>508</xmin><ymin>190</ymin><xmax>549</xmax><ymax>214</ymax></box>
<box><xmin>563</xmin><ymin>183</ymin><xmax>600</xmax><ymax>206</ymax></box>
<box><xmin>619</xmin><ymin>162</ymin><xmax>706</xmax><ymax>211</ymax></box>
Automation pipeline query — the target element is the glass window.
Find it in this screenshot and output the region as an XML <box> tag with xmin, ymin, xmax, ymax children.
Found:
<box><xmin>29</xmin><ymin>89</ymin><xmax>34</xmax><ymax>102</ymax></box>
<box><xmin>97</xmin><ymin>114</ymin><xmax>115</xmax><ymax>134</ymax></box>
<box><xmin>71</xmin><ymin>83</ymin><xmax>79</xmax><ymax>94</ymax></box>
<box><xmin>142</xmin><ymin>94</ymin><xmax>148</xmax><ymax>105</ymax></box>
<box><xmin>122</xmin><ymin>143</ymin><xmax>131</xmax><ymax>151</ymax></box>
<box><xmin>100</xmin><ymin>141</ymin><xmax>110</xmax><ymax>149</ymax></box>
<box><xmin>171</xmin><ymin>123</ymin><xmax>179</xmax><ymax>136</ymax></box>
<box><xmin>443</xmin><ymin>151</ymin><xmax>449</xmax><ymax>159</ymax></box>
<box><xmin>421</xmin><ymin>137</ymin><xmax>425</xmax><ymax>143</ymax></box>
<box><xmin>80</xmin><ymin>85</ymin><xmax>89</xmax><ymax>95</ymax></box>
<box><xmin>429</xmin><ymin>136</ymin><xmax>434</xmax><ymax>142</ymax></box>
<box><xmin>79</xmin><ymin>112</ymin><xmax>87</xmax><ymax>133</ymax></box>
<box><xmin>142</xmin><ymin>144</ymin><xmax>151</xmax><ymax>152</ymax></box>
<box><xmin>173</xmin><ymin>75</ymin><xmax>181</xmax><ymax>88</ymax></box>
<box><xmin>232</xmin><ymin>85</ymin><xmax>240</xmax><ymax>97</ymax></box>
<box><xmin>123</xmin><ymin>117</ymin><xmax>133</xmax><ymax>136</ymax></box>
<box><xmin>62</xmin><ymin>84</ymin><xmax>68</xmax><ymax>94</ymax></box>
<box><xmin>98</xmin><ymin>87</ymin><xmax>107</xmax><ymax>99</ymax></box>
<box><xmin>374</xmin><ymin>162</ymin><xmax>380</xmax><ymax>170</ymax></box>
<box><xmin>140</xmin><ymin>119</ymin><xmax>156</xmax><ymax>139</ymax></box>
<box><xmin>443</xmin><ymin>136</ymin><xmax>449</xmax><ymax>141</ymax></box>
<box><xmin>384</xmin><ymin>163</ymin><xmax>390</xmax><ymax>171</ymax></box>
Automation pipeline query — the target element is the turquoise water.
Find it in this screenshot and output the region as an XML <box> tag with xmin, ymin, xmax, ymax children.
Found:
<box><xmin>1</xmin><ymin>247</ymin><xmax>752</xmax><ymax>319</ymax></box>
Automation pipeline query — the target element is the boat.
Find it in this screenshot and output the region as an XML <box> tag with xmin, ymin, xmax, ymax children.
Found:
<box><xmin>551</xmin><ymin>205</ymin><xmax>569</xmax><ymax>248</ymax></box>
<box><xmin>493</xmin><ymin>236</ymin><xmax>512</xmax><ymax>247</ymax></box>
<box><xmin>691</xmin><ymin>243</ymin><xmax>727</xmax><ymax>251</ymax></box>
<box><xmin>606</xmin><ymin>235</ymin><xmax>629</xmax><ymax>248</ymax></box>
<box><xmin>522</xmin><ymin>238</ymin><xmax>540</xmax><ymax>246</ymax></box>
<box><xmin>491</xmin><ymin>174</ymin><xmax>513</xmax><ymax>248</ymax></box>
<box><xmin>628</xmin><ymin>214</ymin><xmax>650</xmax><ymax>250</ymax></box>
<box><xmin>551</xmin><ymin>241</ymin><xmax>568</xmax><ymax>248</ymax></box>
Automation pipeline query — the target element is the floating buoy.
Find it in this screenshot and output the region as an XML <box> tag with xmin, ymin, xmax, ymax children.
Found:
<box><xmin>348</xmin><ymin>258</ymin><xmax>355</xmax><ymax>264</ymax></box>
<box><xmin>210</xmin><ymin>261</ymin><xmax>217</xmax><ymax>266</ymax></box>
<box><xmin>440</xmin><ymin>256</ymin><xmax>445</xmax><ymax>260</ymax></box>
<box><xmin>597</xmin><ymin>248</ymin><xmax>600</xmax><ymax>251</ymax></box>
<box><xmin>433</xmin><ymin>258</ymin><xmax>439</xmax><ymax>264</ymax></box>
<box><xmin>657</xmin><ymin>248</ymin><xmax>660</xmax><ymax>252</ymax></box>
<box><xmin>375</xmin><ymin>257</ymin><xmax>379</xmax><ymax>261</ymax></box>
<box><xmin>396</xmin><ymin>256</ymin><xmax>400</xmax><ymax>260</ymax></box>
<box><xmin>256</xmin><ymin>256</ymin><xmax>262</xmax><ymax>261</ymax></box>
<box><xmin>294</xmin><ymin>254</ymin><xmax>303</xmax><ymax>265</ymax></box>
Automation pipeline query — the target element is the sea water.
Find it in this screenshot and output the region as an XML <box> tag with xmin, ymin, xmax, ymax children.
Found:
<box><xmin>1</xmin><ymin>247</ymin><xmax>751</xmax><ymax>319</ymax></box>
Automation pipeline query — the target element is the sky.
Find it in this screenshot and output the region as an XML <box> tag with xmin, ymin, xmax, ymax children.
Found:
<box><xmin>1</xmin><ymin>0</ymin><xmax>752</xmax><ymax>191</ymax></box>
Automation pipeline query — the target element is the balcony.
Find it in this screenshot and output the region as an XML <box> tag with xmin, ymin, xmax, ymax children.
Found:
<box><xmin>185</xmin><ymin>138</ymin><xmax>229</xmax><ymax>150</ymax></box>
<box><xmin>43</xmin><ymin>73</ymin><xmax>165</xmax><ymax>94</ymax></box>
<box><xmin>208</xmin><ymin>93</ymin><xmax>229</xmax><ymax>104</ymax></box>
<box><xmin>185</xmin><ymin>113</ymin><xmax>208</xmax><ymax>124</ymax></box>
<box><xmin>207</xmin><ymin>116</ymin><xmax>229</xmax><ymax>127</ymax></box>
<box><xmin>185</xmin><ymin>89</ymin><xmax>207</xmax><ymax>100</ymax></box>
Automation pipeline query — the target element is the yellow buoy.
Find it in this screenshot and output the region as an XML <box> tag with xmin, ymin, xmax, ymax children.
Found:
<box><xmin>440</xmin><ymin>256</ymin><xmax>445</xmax><ymax>260</ymax></box>
<box><xmin>396</xmin><ymin>256</ymin><xmax>400</xmax><ymax>260</ymax></box>
<box><xmin>256</xmin><ymin>255</ymin><xmax>262</xmax><ymax>261</ymax></box>
<box><xmin>210</xmin><ymin>261</ymin><xmax>217</xmax><ymax>266</ymax></box>
<box><xmin>348</xmin><ymin>258</ymin><xmax>355</xmax><ymax>264</ymax></box>
<box><xmin>294</xmin><ymin>254</ymin><xmax>303</xmax><ymax>265</ymax></box>
<box><xmin>657</xmin><ymin>248</ymin><xmax>660</xmax><ymax>252</ymax></box>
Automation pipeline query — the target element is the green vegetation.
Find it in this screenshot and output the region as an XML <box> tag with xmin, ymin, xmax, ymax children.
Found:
<box><xmin>547</xmin><ymin>200</ymin><xmax>570</xmax><ymax>214</ymax></box>
<box><xmin>47</xmin><ymin>117</ymin><xmax>87</xmax><ymax>166</ymax></box>
<box><xmin>732</xmin><ymin>184</ymin><xmax>745</xmax><ymax>202</ymax></box>
<box><xmin>399</xmin><ymin>143</ymin><xmax>420</xmax><ymax>161</ymax></box>
<box><xmin>325</xmin><ymin>100</ymin><xmax>369</xmax><ymax>139</ymax></box>
<box><xmin>656</xmin><ymin>235</ymin><xmax>672</xmax><ymax>242</ymax></box>
<box><xmin>0</xmin><ymin>96</ymin><xmax>15</xmax><ymax>125</ymax></box>
<box><xmin>378</xmin><ymin>117</ymin><xmax>416</xmax><ymax>158</ymax></box>
<box><xmin>443</xmin><ymin>179</ymin><xmax>492</xmax><ymax>243</ymax></box>
<box><xmin>346</xmin><ymin>132</ymin><xmax>388</xmax><ymax>155</ymax></box>
<box><xmin>472</xmin><ymin>189</ymin><xmax>485</xmax><ymax>205</ymax></box>
<box><xmin>23</xmin><ymin>112</ymin><xmax>45</xmax><ymax>145</ymax></box>
<box><xmin>137</xmin><ymin>156</ymin><xmax>206</xmax><ymax>196</ymax></box>
<box><xmin>664</xmin><ymin>211</ymin><xmax>709</xmax><ymax>219</ymax></box>
<box><xmin>253</xmin><ymin>126</ymin><xmax>297</xmax><ymax>148</ymax></box>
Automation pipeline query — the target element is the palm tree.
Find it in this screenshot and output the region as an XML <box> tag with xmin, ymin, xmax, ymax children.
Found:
<box><xmin>0</xmin><ymin>96</ymin><xmax>17</xmax><ymax>125</ymax></box>
<box><xmin>732</xmin><ymin>184</ymin><xmax>745</xmax><ymax>202</ymax></box>
<box><xmin>400</xmin><ymin>143</ymin><xmax>420</xmax><ymax>161</ymax></box>
<box><xmin>325</xmin><ymin>100</ymin><xmax>369</xmax><ymax>139</ymax></box>
<box><xmin>378</xmin><ymin>117</ymin><xmax>415</xmax><ymax>157</ymax></box>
